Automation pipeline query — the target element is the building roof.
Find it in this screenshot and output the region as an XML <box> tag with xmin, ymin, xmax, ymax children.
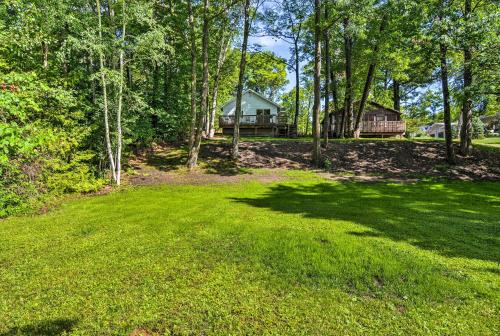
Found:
<box><xmin>221</xmin><ymin>89</ymin><xmax>283</xmax><ymax>110</ymax></box>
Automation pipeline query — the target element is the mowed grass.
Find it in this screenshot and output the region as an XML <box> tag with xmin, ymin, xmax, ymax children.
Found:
<box><xmin>0</xmin><ymin>173</ymin><xmax>499</xmax><ymax>335</ymax></box>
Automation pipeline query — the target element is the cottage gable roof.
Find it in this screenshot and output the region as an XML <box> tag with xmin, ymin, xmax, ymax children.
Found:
<box><xmin>221</xmin><ymin>89</ymin><xmax>283</xmax><ymax>110</ymax></box>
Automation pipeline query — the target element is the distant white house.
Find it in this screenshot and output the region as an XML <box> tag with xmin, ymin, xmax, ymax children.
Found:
<box><xmin>220</xmin><ymin>89</ymin><xmax>287</xmax><ymax>136</ymax></box>
<box><xmin>427</xmin><ymin>122</ymin><xmax>458</xmax><ymax>138</ymax></box>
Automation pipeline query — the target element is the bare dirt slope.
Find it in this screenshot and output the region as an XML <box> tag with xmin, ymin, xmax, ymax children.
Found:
<box><xmin>127</xmin><ymin>140</ymin><xmax>500</xmax><ymax>185</ymax></box>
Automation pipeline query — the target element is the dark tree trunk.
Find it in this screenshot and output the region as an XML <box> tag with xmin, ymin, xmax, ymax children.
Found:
<box><xmin>322</xmin><ymin>5</ymin><xmax>330</xmax><ymax>148</ymax></box>
<box><xmin>330</xmin><ymin>65</ymin><xmax>339</xmax><ymax>137</ymax></box>
<box><xmin>341</xmin><ymin>17</ymin><xmax>353</xmax><ymax>138</ymax></box>
<box><xmin>293</xmin><ymin>39</ymin><xmax>300</xmax><ymax>127</ymax></box>
<box><xmin>187</xmin><ymin>0</ymin><xmax>198</xmax><ymax>164</ymax></box>
<box><xmin>353</xmin><ymin>64</ymin><xmax>375</xmax><ymax>138</ymax></box>
<box><xmin>232</xmin><ymin>0</ymin><xmax>251</xmax><ymax>159</ymax></box>
<box><xmin>353</xmin><ymin>15</ymin><xmax>387</xmax><ymax>138</ymax></box>
<box><xmin>393</xmin><ymin>80</ymin><xmax>400</xmax><ymax>111</ymax></box>
<box><xmin>439</xmin><ymin>40</ymin><xmax>456</xmax><ymax>164</ymax></box>
<box><xmin>312</xmin><ymin>0</ymin><xmax>322</xmax><ymax>166</ymax></box>
<box><xmin>460</xmin><ymin>0</ymin><xmax>473</xmax><ymax>156</ymax></box>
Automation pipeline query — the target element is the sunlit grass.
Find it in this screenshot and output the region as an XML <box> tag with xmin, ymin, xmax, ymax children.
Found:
<box><xmin>0</xmin><ymin>175</ymin><xmax>498</xmax><ymax>334</ymax></box>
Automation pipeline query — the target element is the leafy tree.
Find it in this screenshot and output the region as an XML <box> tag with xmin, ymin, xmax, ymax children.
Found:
<box><xmin>245</xmin><ymin>51</ymin><xmax>289</xmax><ymax>99</ymax></box>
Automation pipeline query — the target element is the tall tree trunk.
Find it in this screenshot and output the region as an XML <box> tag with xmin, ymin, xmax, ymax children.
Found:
<box><xmin>438</xmin><ymin>14</ymin><xmax>456</xmax><ymax>164</ymax></box>
<box><xmin>322</xmin><ymin>5</ymin><xmax>330</xmax><ymax>148</ymax></box>
<box><xmin>330</xmin><ymin>65</ymin><xmax>339</xmax><ymax>137</ymax></box>
<box><xmin>96</xmin><ymin>0</ymin><xmax>117</xmax><ymax>183</ymax></box>
<box><xmin>187</xmin><ymin>0</ymin><xmax>198</xmax><ymax>160</ymax></box>
<box><xmin>353</xmin><ymin>62</ymin><xmax>375</xmax><ymax>138</ymax></box>
<box><xmin>151</xmin><ymin>63</ymin><xmax>160</xmax><ymax>131</ymax></box>
<box><xmin>341</xmin><ymin>17</ymin><xmax>353</xmax><ymax>138</ymax></box>
<box><xmin>353</xmin><ymin>15</ymin><xmax>388</xmax><ymax>138</ymax></box>
<box><xmin>188</xmin><ymin>0</ymin><xmax>209</xmax><ymax>169</ymax></box>
<box><xmin>305</xmin><ymin>95</ymin><xmax>312</xmax><ymax>136</ymax></box>
<box><xmin>232</xmin><ymin>0</ymin><xmax>251</xmax><ymax>159</ymax></box>
<box><xmin>208</xmin><ymin>33</ymin><xmax>230</xmax><ymax>138</ymax></box>
<box><xmin>42</xmin><ymin>41</ymin><xmax>48</xmax><ymax>69</ymax></box>
<box><xmin>460</xmin><ymin>0</ymin><xmax>473</xmax><ymax>155</ymax></box>
<box><xmin>115</xmin><ymin>0</ymin><xmax>126</xmax><ymax>185</ymax></box>
<box><xmin>293</xmin><ymin>38</ymin><xmax>300</xmax><ymax>127</ymax></box>
<box><xmin>312</xmin><ymin>0</ymin><xmax>322</xmax><ymax>166</ymax></box>
<box><xmin>393</xmin><ymin>80</ymin><xmax>400</xmax><ymax>111</ymax></box>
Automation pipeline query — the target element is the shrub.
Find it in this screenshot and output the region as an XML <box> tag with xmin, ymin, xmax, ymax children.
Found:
<box><xmin>0</xmin><ymin>72</ymin><xmax>104</xmax><ymax>217</ymax></box>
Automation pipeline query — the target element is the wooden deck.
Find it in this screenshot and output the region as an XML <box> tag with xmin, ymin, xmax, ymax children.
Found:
<box><xmin>220</xmin><ymin>113</ymin><xmax>296</xmax><ymax>137</ymax></box>
<box><xmin>360</xmin><ymin>120</ymin><xmax>406</xmax><ymax>135</ymax></box>
<box><xmin>219</xmin><ymin>114</ymin><xmax>288</xmax><ymax>127</ymax></box>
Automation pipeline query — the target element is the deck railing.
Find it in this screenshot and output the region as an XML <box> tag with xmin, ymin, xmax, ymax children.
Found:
<box><xmin>220</xmin><ymin>113</ymin><xmax>288</xmax><ymax>127</ymax></box>
<box><xmin>361</xmin><ymin>120</ymin><xmax>406</xmax><ymax>133</ymax></box>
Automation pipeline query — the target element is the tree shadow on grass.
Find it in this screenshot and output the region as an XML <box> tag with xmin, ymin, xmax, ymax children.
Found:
<box><xmin>231</xmin><ymin>181</ymin><xmax>500</xmax><ymax>263</ymax></box>
<box><xmin>0</xmin><ymin>319</ymin><xmax>77</xmax><ymax>336</ymax></box>
<box><xmin>142</xmin><ymin>144</ymin><xmax>251</xmax><ymax>176</ymax></box>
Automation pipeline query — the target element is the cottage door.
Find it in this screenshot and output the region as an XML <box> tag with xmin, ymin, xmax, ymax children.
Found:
<box><xmin>257</xmin><ymin>109</ymin><xmax>271</xmax><ymax>125</ymax></box>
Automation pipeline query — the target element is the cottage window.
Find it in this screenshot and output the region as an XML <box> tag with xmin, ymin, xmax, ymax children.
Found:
<box><xmin>256</xmin><ymin>109</ymin><xmax>271</xmax><ymax>116</ymax></box>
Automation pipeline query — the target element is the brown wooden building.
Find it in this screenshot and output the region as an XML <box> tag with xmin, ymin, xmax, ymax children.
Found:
<box><xmin>323</xmin><ymin>101</ymin><xmax>406</xmax><ymax>137</ymax></box>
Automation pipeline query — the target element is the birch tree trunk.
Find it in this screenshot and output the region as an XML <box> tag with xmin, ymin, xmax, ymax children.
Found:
<box><xmin>96</xmin><ymin>0</ymin><xmax>117</xmax><ymax>183</ymax></box>
<box><xmin>312</xmin><ymin>0</ymin><xmax>322</xmax><ymax>166</ymax></box>
<box><xmin>42</xmin><ymin>41</ymin><xmax>48</xmax><ymax>69</ymax></box>
<box><xmin>188</xmin><ymin>0</ymin><xmax>210</xmax><ymax>169</ymax></box>
<box><xmin>232</xmin><ymin>0</ymin><xmax>251</xmax><ymax>160</ymax></box>
<box><xmin>208</xmin><ymin>33</ymin><xmax>230</xmax><ymax>138</ymax></box>
<box><xmin>115</xmin><ymin>0</ymin><xmax>126</xmax><ymax>185</ymax></box>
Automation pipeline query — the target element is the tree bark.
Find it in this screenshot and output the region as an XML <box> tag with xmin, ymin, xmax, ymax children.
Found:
<box><xmin>330</xmin><ymin>64</ymin><xmax>339</xmax><ymax>137</ymax></box>
<box><xmin>232</xmin><ymin>0</ymin><xmax>251</xmax><ymax>160</ymax></box>
<box><xmin>208</xmin><ymin>33</ymin><xmax>230</xmax><ymax>138</ymax></box>
<box><xmin>188</xmin><ymin>0</ymin><xmax>210</xmax><ymax>169</ymax></box>
<box><xmin>115</xmin><ymin>0</ymin><xmax>126</xmax><ymax>185</ymax></box>
<box><xmin>353</xmin><ymin>15</ymin><xmax>388</xmax><ymax>138</ymax></box>
<box><xmin>341</xmin><ymin>17</ymin><xmax>353</xmax><ymax>138</ymax></box>
<box><xmin>438</xmin><ymin>16</ymin><xmax>456</xmax><ymax>164</ymax></box>
<box><xmin>96</xmin><ymin>0</ymin><xmax>117</xmax><ymax>183</ymax></box>
<box><xmin>151</xmin><ymin>63</ymin><xmax>160</xmax><ymax>131</ymax></box>
<box><xmin>353</xmin><ymin>63</ymin><xmax>375</xmax><ymax>138</ymax></box>
<box><xmin>312</xmin><ymin>0</ymin><xmax>322</xmax><ymax>166</ymax></box>
<box><xmin>42</xmin><ymin>41</ymin><xmax>48</xmax><ymax>69</ymax></box>
<box><xmin>187</xmin><ymin>0</ymin><xmax>198</xmax><ymax>163</ymax></box>
<box><xmin>322</xmin><ymin>5</ymin><xmax>330</xmax><ymax>148</ymax></box>
<box><xmin>460</xmin><ymin>0</ymin><xmax>473</xmax><ymax>155</ymax></box>
<box><xmin>293</xmin><ymin>38</ymin><xmax>300</xmax><ymax>127</ymax></box>
<box><xmin>393</xmin><ymin>80</ymin><xmax>400</xmax><ymax>111</ymax></box>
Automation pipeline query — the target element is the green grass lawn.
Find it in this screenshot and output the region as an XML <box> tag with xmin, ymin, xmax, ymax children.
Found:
<box><xmin>1</xmin><ymin>173</ymin><xmax>499</xmax><ymax>335</ymax></box>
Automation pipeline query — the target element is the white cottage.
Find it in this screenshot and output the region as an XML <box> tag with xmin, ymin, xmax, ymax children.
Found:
<box><xmin>219</xmin><ymin>90</ymin><xmax>288</xmax><ymax>136</ymax></box>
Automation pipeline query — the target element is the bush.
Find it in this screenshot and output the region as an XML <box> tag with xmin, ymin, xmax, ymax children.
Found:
<box><xmin>472</xmin><ymin>116</ymin><xmax>485</xmax><ymax>139</ymax></box>
<box><xmin>0</xmin><ymin>72</ymin><xmax>104</xmax><ymax>217</ymax></box>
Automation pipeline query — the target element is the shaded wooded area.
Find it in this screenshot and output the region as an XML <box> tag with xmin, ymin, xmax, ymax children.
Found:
<box><xmin>0</xmin><ymin>0</ymin><xmax>498</xmax><ymax>216</ymax></box>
